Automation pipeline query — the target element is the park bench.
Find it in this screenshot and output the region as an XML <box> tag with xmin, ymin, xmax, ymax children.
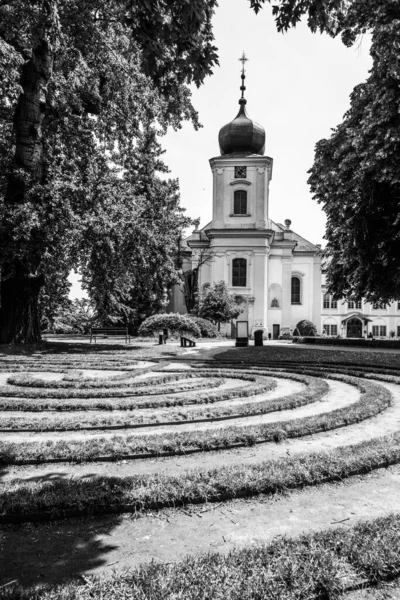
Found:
<box><xmin>180</xmin><ymin>336</ymin><xmax>196</xmax><ymax>347</ymax></box>
<box><xmin>90</xmin><ymin>327</ymin><xmax>130</xmax><ymax>344</ymax></box>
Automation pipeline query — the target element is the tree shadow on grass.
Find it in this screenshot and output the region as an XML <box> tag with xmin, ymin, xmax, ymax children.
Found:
<box><xmin>1</xmin><ymin>469</ymin><xmax>129</xmax><ymax>588</ymax></box>
<box><xmin>1</xmin><ymin>513</ymin><xmax>124</xmax><ymax>588</ymax></box>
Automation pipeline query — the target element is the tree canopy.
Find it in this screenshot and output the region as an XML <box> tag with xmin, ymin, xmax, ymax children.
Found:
<box><xmin>250</xmin><ymin>0</ymin><xmax>400</xmax><ymax>302</ymax></box>
<box><xmin>194</xmin><ymin>281</ymin><xmax>243</xmax><ymax>330</ymax></box>
<box><xmin>0</xmin><ymin>0</ymin><xmax>219</xmax><ymax>343</ymax></box>
<box><xmin>308</xmin><ymin>3</ymin><xmax>400</xmax><ymax>303</ymax></box>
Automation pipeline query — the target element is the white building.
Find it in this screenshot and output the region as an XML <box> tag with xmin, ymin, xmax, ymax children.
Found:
<box><xmin>168</xmin><ymin>68</ymin><xmax>322</xmax><ymax>339</ymax></box>
<box><xmin>321</xmin><ymin>275</ymin><xmax>400</xmax><ymax>338</ymax></box>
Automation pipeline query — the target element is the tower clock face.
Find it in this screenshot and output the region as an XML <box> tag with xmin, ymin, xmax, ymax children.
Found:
<box><xmin>234</xmin><ymin>166</ymin><xmax>247</xmax><ymax>179</ymax></box>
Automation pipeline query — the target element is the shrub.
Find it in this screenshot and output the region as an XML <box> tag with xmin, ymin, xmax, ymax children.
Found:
<box><xmin>191</xmin><ymin>317</ymin><xmax>219</xmax><ymax>338</ymax></box>
<box><xmin>295</xmin><ymin>320</ymin><xmax>317</xmax><ymax>337</ymax></box>
<box><xmin>138</xmin><ymin>313</ymin><xmax>200</xmax><ymax>337</ymax></box>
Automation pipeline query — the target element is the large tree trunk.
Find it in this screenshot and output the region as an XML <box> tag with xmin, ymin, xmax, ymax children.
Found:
<box><xmin>0</xmin><ymin>38</ymin><xmax>53</xmax><ymax>344</ymax></box>
<box><xmin>0</xmin><ymin>271</ymin><xmax>44</xmax><ymax>344</ymax></box>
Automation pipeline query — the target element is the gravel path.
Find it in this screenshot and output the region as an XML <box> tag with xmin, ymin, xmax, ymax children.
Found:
<box><xmin>2</xmin><ymin>465</ymin><xmax>400</xmax><ymax>588</ymax></box>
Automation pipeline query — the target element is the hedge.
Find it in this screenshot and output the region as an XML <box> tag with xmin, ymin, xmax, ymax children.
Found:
<box><xmin>293</xmin><ymin>337</ymin><xmax>400</xmax><ymax>349</ymax></box>
<box><xmin>138</xmin><ymin>313</ymin><xmax>200</xmax><ymax>337</ymax></box>
<box><xmin>190</xmin><ymin>317</ymin><xmax>219</xmax><ymax>338</ymax></box>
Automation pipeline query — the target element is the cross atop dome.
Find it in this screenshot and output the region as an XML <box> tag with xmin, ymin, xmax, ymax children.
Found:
<box><xmin>239</xmin><ymin>51</ymin><xmax>248</xmax><ymax>101</ymax></box>
<box><xmin>217</xmin><ymin>54</ymin><xmax>265</xmax><ymax>156</ymax></box>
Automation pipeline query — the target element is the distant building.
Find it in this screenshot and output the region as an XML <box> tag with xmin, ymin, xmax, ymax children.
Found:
<box><xmin>321</xmin><ymin>274</ymin><xmax>400</xmax><ymax>338</ymax></box>
<box><xmin>168</xmin><ymin>62</ymin><xmax>321</xmax><ymax>339</ymax></box>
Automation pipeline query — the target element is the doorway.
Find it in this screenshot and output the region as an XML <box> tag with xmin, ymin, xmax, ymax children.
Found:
<box><xmin>347</xmin><ymin>317</ymin><xmax>362</xmax><ymax>338</ymax></box>
<box><xmin>273</xmin><ymin>324</ymin><xmax>280</xmax><ymax>340</ymax></box>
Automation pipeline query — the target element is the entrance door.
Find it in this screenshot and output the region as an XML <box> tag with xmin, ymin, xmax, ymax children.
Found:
<box><xmin>347</xmin><ymin>318</ymin><xmax>362</xmax><ymax>338</ymax></box>
<box><xmin>273</xmin><ymin>324</ymin><xmax>280</xmax><ymax>340</ymax></box>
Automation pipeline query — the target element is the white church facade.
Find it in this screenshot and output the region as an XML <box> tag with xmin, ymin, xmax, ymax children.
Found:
<box><xmin>168</xmin><ymin>63</ymin><xmax>322</xmax><ymax>339</ymax></box>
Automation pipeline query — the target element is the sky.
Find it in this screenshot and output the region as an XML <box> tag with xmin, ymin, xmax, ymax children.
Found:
<box><xmin>69</xmin><ymin>0</ymin><xmax>372</xmax><ymax>299</ymax></box>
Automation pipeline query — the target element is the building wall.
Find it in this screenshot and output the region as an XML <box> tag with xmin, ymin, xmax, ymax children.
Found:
<box><xmin>321</xmin><ymin>274</ymin><xmax>400</xmax><ymax>338</ymax></box>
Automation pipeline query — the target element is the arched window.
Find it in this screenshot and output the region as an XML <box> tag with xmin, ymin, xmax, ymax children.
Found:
<box><xmin>232</xmin><ymin>258</ymin><xmax>246</xmax><ymax>287</ymax></box>
<box><xmin>291</xmin><ymin>276</ymin><xmax>301</xmax><ymax>304</ymax></box>
<box><xmin>233</xmin><ymin>190</ymin><xmax>247</xmax><ymax>215</ymax></box>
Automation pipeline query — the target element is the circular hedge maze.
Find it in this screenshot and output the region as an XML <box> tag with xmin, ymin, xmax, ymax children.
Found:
<box><xmin>2</xmin><ymin>348</ymin><xmax>400</xmax><ymax>598</ymax></box>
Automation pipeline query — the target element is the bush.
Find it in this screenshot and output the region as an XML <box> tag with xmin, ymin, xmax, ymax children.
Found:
<box><xmin>191</xmin><ymin>317</ymin><xmax>219</xmax><ymax>338</ymax></box>
<box><xmin>295</xmin><ymin>320</ymin><xmax>317</xmax><ymax>337</ymax></box>
<box><xmin>138</xmin><ymin>313</ymin><xmax>200</xmax><ymax>338</ymax></box>
<box><xmin>293</xmin><ymin>337</ymin><xmax>400</xmax><ymax>349</ymax></box>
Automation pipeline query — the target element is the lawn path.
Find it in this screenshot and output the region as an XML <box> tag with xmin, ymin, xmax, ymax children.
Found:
<box><xmin>2</xmin><ymin>465</ymin><xmax>400</xmax><ymax>587</ymax></box>
<box><xmin>0</xmin><ymin>377</ymin><xmax>353</xmax><ymax>443</ymax></box>
<box><xmin>3</xmin><ymin>378</ymin><xmax>395</xmax><ymax>483</ymax></box>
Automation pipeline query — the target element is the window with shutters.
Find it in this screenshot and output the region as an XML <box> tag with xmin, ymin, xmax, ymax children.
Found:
<box><xmin>232</xmin><ymin>258</ymin><xmax>246</xmax><ymax>287</ymax></box>
<box><xmin>233</xmin><ymin>190</ymin><xmax>247</xmax><ymax>215</ymax></box>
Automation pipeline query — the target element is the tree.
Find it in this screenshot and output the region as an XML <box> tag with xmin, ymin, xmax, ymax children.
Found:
<box><xmin>194</xmin><ymin>281</ymin><xmax>243</xmax><ymax>331</ymax></box>
<box><xmin>180</xmin><ymin>246</ymin><xmax>214</xmax><ymax>313</ymax></box>
<box><xmin>40</xmin><ymin>298</ymin><xmax>95</xmax><ymax>334</ymax></box>
<box><xmin>78</xmin><ymin>130</ymin><xmax>192</xmax><ymax>330</ymax></box>
<box><xmin>0</xmin><ymin>0</ymin><xmax>219</xmax><ymax>344</ymax></box>
<box><xmin>250</xmin><ymin>0</ymin><xmax>400</xmax><ymax>302</ymax></box>
<box><xmin>308</xmin><ymin>9</ymin><xmax>400</xmax><ymax>303</ymax></box>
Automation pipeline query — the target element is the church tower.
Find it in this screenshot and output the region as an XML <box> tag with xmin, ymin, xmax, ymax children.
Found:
<box><xmin>204</xmin><ymin>53</ymin><xmax>274</xmax><ymax>336</ymax></box>
<box><xmin>173</xmin><ymin>54</ymin><xmax>322</xmax><ymax>339</ymax></box>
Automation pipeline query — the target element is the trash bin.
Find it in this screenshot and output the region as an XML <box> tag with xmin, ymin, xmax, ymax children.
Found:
<box><xmin>158</xmin><ymin>331</ymin><xmax>164</xmax><ymax>345</ymax></box>
<box><xmin>268</xmin><ymin>333</ymin><xmax>271</xmax><ymax>341</ymax></box>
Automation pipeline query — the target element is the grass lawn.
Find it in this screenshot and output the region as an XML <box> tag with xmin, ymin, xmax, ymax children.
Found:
<box><xmin>1</xmin><ymin>339</ymin><xmax>400</xmax><ymax>597</ymax></box>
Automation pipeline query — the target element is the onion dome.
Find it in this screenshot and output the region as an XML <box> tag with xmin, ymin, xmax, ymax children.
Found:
<box><xmin>218</xmin><ymin>54</ymin><xmax>265</xmax><ymax>156</ymax></box>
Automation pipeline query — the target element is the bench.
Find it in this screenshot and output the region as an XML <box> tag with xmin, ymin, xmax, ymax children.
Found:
<box><xmin>90</xmin><ymin>328</ymin><xmax>130</xmax><ymax>344</ymax></box>
<box><xmin>180</xmin><ymin>336</ymin><xmax>196</xmax><ymax>347</ymax></box>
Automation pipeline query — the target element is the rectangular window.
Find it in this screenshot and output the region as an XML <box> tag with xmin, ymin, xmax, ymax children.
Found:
<box><xmin>232</xmin><ymin>258</ymin><xmax>246</xmax><ymax>287</ymax></box>
<box><xmin>291</xmin><ymin>277</ymin><xmax>301</xmax><ymax>304</ymax></box>
<box><xmin>348</xmin><ymin>298</ymin><xmax>361</xmax><ymax>310</ymax></box>
<box><xmin>398</xmin><ymin>325</ymin><xmax>400</xmax><ymax>337</ymax></box>
<box><xmin>398</xmin><ymin>302</ymin><xmax>400</xmax><ymax>310</ymax></box>
<box><xmin>233</xmin><ymin>190</ymin><xmax>247</xmax><ymax>214</ymax></box>
<box><xmin>373</xmin><ymin>303</ymin><xmax>386</xmax><ymax>310</ymax></box>
<box><xmin>234</xmin><ymin>166</ymin><xmax>247</xmax><ymax>179</ymax></box>
<box><xmin>325</xmin><ymin>325</ymin><xmax>337</xmax><ymax>336</ymax></box>
<box><xmin>372</xmin><ymin>325</ymin><xmax>387</xmax><ymax>337</ymax></box>
<box><xmin>323</xmin><ymin>294</ymin><xmax>337</xmax><ymax>309</ymax></box>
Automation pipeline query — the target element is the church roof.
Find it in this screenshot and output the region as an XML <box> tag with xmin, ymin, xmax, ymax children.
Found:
<box><xmin>183</xmin><ymin>220</ymin><xmax>319</xmax><ymax>254</ymax></box>
<box><xmin>274</xmin><ymin>221</ymin><xmax>321</xmax><ymax>253</ymax></box>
